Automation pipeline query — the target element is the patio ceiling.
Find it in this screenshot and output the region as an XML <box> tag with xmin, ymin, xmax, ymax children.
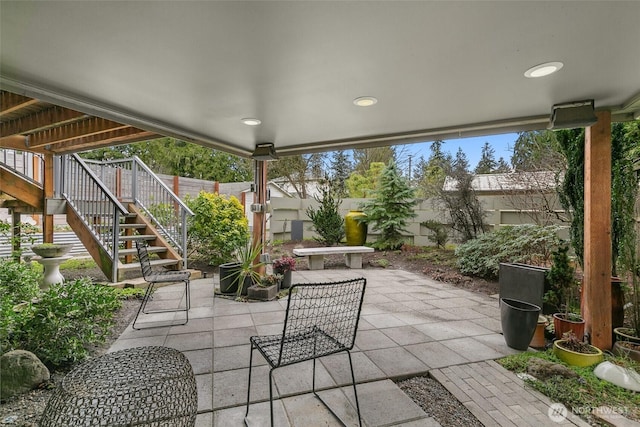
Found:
<box><xmin>1</xmin><ymin>1</ymin><xmax>639</xmax><ymax>158</ymax></box>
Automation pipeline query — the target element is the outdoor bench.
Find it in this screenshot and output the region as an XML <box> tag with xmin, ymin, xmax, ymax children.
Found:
<box><xmin>293</xmin><ymin>246</ymin><xmax>374</xmax><ymax>270</ymax></box>
<box><xmin>39</xmin><ymin>346</ymin><xmax>197</xmax><ymax>427</ymax></box>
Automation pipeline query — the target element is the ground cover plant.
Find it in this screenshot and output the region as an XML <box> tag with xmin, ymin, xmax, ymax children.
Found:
<box><xmin>498</xmin><ymin>350</ymin><xmax>640</xmax><ymax>424</ymax></box>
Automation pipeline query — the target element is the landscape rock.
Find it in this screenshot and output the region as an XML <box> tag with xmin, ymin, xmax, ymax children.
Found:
<box><xmin>527</xmin><ymin>357</ymin><xmax>578</xmax><ymax>380</ymax></box>
<box><xmin>0</xmin><ymin>350</ymin><xmax>50</xmax><ymax>400</ymax></box>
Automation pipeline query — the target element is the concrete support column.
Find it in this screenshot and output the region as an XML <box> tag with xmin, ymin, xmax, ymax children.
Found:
<box><xmin>584</xmin><ymin>110</ymin><xmax>612</xmax><ymax>350</ymax></box>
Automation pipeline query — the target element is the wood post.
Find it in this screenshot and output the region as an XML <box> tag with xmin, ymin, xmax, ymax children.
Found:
<box><xmin>584</xmin><ymin>110</ymin><xmax>612</xmax><ymax>350</ymax></box>
<box><xmin>252</xmin><ymin>160</ymin><xmax>267</xmax><ymax>274</ymax></box>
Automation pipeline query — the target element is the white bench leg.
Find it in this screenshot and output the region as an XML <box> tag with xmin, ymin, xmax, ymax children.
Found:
<box><xmin>308</xmin><ymin>255</ymin><xmax>325</xmax><ymax>270</ymax></box>
<box><xmin>345</xmin><ymin>253</ymin><xmax>363</xmax><ymax>269</ymax></box>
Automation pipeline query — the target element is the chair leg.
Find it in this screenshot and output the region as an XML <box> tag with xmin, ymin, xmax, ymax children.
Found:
<box><xmin>245</xmin><ymin>343</ymin><xmax>255</xmax><ymax>420</ymax></box>
<box><xmin>347</xmin><ymin>351</ymin><xmax>363</xmax><ymax>427</ymax></box>
<box><xmin>269</xmin><ymin>369</ymin><xmax>275</xmax><ymax>427</ymax></box>
<box><xmin>132</xmin><ymin>282</ymin><xmax>155</xmax><ymax>330</ymax></box>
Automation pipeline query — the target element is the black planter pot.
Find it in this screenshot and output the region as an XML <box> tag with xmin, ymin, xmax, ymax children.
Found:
<box><xmin>219</xmin><ymin>262</ymin><xmax>251</xmax><ymax>295</ymax></box>
<box><xmin>500</xmin><ymin>298</ymin><xmax>541</xmax><ymax>351</ymax></box>
<box><xmin>499</xmin><ymin>263</ymin><xmax>554</xmax><ymax>314</ymax></box>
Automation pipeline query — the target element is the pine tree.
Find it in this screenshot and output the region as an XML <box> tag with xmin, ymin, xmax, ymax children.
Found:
<box><xmin>474</xmin><ymin>142</ymin><xmax>498</xmax><ymax>174</ymax></box>
<box><xmin>494</xmin><ymin>157</ymin><xmax>511</xmax><ymax>173</ymax></box>
<box><xmin>360</xmin><ymin>161</ymin><xmax>417</xmax><ymax>250</ymax></box>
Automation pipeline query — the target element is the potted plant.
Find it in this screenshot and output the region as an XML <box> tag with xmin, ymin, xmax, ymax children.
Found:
<box><xmin>545</xmin><ymin>244</ymin><xmax>585</xmax><ymax>340</ymax></box>
<box><xmin>272</xmin><ymin>256</ymin><xmax>296</xmax><ymax>289</ymax></box>
<box><xmin>219</xmin><ymin>242</ymin><xmax>264</xmax><ymax>299</ymax></box>
<box><xmin>554</xmin><ymin>331</ymin><xmax>603</xmax><ymax>367</ymax></box>
<box><xmin>248</xmin><ymin>273</ymin><xmax>282</xmax><ymax>301</ymax></box>
<box><xmin>31</xmin><ymin>243</ymin><xmax>74</xmax><ymax>258</ymax></box>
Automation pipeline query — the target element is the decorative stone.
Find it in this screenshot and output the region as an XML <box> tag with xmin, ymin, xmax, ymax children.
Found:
<box><xmin>526</xmin><ymin>357</ymin><xmax>578</xmax><ymax>380</ymax></box>
<box><xmin>0</xmin><ymin>350</ymin><xmax>50</xmax><ymax>400</ymax></box>
<box><xmin>247</xmin><ymin>285</ymin><xmax>278</xmax><ymax>301</ymax></box>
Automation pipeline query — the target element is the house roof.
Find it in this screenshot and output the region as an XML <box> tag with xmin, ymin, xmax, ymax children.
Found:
<box><xmin>1</xmin><ymin>2</ymin><xmax>639</xmax><ymax>157</ymax></box>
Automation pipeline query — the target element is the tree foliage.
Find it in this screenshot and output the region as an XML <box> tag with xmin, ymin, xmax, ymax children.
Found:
<box><xmin>305</xmin><ymin>181</ymin><xmax>345</xmax><ymax>246</ymax></box>
<box><xmin>510</xmin><ymin>131</ymin><xmax>564</xmax><ymax>172</ymax></box>
<box><xmin>329</xmin><ymin>150</ymin><xmax>353</xmax><ymax>198</ymax></box>
<box><xmin>185</xmin><ymin>191</ymin><xmax>249</xmax><ymax>266</ymax></box>
<box><xmin>437</xmin><ymin>148</ymin><xmax>486</xmax><ymax>242</ymax></box>
<box><xmin>345</xmin><ymin>162</ymin><xmax>385</xmax><ymax>198</ymax></box>
<box><xmin>352</xmin><ymin>147</ymin><xmax>396</xmax><ymax>173</ymax></box>
<box><xmin>360</xmin><ymin>161</ymin><xmax>417</xmax><ymax>250</ymax></box>
<box><xmin>268</xmin><ymin>154</ymin><xmax>326</xmax><ymax>198</ymax></box>
<box><xmin>415</xmin><ymin>140</ymin><xmax>452</xmax><ymax>198</ymax></box>
<box><xmin>474</xmin><ymin>142</ymin><xmax>498</xmax><ymax>174</ymax></box>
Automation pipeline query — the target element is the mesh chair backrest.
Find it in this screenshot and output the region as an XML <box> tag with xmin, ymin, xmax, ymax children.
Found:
<box><xmin>135</xmin><ymin>240</ymin><xmax>153</xmax><ymax>280</ymax></box>
<box><xmin>280</xmin><ymin>277</ymin><xmax>366</xmax><ymax>359</ymax></box>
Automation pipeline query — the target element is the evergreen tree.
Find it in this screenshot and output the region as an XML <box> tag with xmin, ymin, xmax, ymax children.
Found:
<box><xmin>360</xmin><ymin>161</ymin><xmax>417</xmax><ymax>250</ymax></box>
<box><xmin>474</xmin><ymin>142</ymin><xmax>498</xmax><ymax>174</ymax></box>
<box><xmin>416</xmin><ymin>140</ymin><xmax>452</xmax><ymax>198</ymax></box>
<box><xmin>329</xmin><ymin>150</ymin><xmax>353</xmax><ymax>197</ymax></box>
<box><xmin>495</xmin><ymin>157</ymin><xmax>511</xmax><ymax>173</ymax></box>
<box><xmin>510</xmin><ymin>130</ymin><xmax>564</xmax><ymax>171</ymax></box>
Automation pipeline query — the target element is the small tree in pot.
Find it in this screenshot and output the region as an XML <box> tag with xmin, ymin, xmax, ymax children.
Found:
<box><xmin>545</xmin><ymin>244</ymin><xmax>584</xmax><ymax>340</ymax></box>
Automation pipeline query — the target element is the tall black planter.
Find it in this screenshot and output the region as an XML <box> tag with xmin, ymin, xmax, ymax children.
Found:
<box><xmin>499</xmin><ymin>263</ymin><xmax>554</xmax><ymax>314</ymax></box>
<box><xmin>219</xmin><ymin>262</ymin><xmax>251</xmax><ymax>295</ymax></box>
<box><xmin>500</xmin><ymin>298</ymin><xmax>541</xmax><ymax>351</ymax></box>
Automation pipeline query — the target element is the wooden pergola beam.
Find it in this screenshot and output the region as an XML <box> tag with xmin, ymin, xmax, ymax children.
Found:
<box><xmin>584</xmin><ymin>110</ymin><xmax>613</xmax><ymax>350</ymax></box>
<box><xmin>1</xmin><ymin>106</ymin><xmax>86</xmax><ymax>136</ymax></box>
<box><xmin>27</xmin><ymin>117</ymin><xmax>129</xmax><ymax>148</ymax></box>
<box><xmin>0</xmin><ymin>92</ymin><xmax>39</xmax><ymax>114</ymax></box>
<box><xmin>50</xmin><ymin>129</ymin><xmax>157</xmax><ymax>153</ymax></box>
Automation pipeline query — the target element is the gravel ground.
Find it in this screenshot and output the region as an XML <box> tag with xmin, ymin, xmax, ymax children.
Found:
<box><xmin>397</xmin><ymin>376</ymin><xmax>483</xmax><ymax>427</ymax></box>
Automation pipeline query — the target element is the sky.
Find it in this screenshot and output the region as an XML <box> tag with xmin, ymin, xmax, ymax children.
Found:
<box><xmin>399</xmin><ymin>133</ymin><xmax>518</xmax><ymax>172</ymax></box>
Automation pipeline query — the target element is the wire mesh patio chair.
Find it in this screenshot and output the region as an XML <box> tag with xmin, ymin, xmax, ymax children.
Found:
<box><xmin>245</xmin><ymin>277</ymin><xmax>367</xmax><ymax>426</ymax></box>
<box><xmin>133</xmin><ymin>240</ymin><xmax>191</xmax><ymax>330</ymax></box>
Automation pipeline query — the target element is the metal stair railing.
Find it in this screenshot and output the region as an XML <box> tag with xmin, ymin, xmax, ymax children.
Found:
<box><xmin>84</xmin><ymin>156</ymin><xmax>193</xmax><ymax>268</ymax></box>
<box><xmin>60</xmin><ymin>154</ymin><xmax>127</xmax><ymax>281</ymax></box>
<box><xmin>0</xmin><ymin>148</ymin><xmax>45</xmax><ymax>186</ymax></box>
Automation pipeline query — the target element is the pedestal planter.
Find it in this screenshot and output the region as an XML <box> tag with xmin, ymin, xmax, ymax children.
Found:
<box><xmin>554</xmin><ymin>340</ymin><xmax>603</xmax><ymax>367</ymax></box>
<box><xmin>247</xmin><ymin>285</ymin><xmax>278</xmax><ymax>301</ymax></box>
<box><xmin>345</xmin><ymin>210</ymin><xmax>367</xmax><ymax>246</ymax></box>
<box><xmin>31</xmin><ymin>243</ymin><xmax>74</xmax><ymax>258</ymax></box>
<box><xmin>500</xmin><ymin>298</ymin><xmax>541</xmax><ymax>351</ymax></box>
<box><xmin>553</xmin><ymin>313</ymin><xmax>585</xmax><ymax>341</ymax></box>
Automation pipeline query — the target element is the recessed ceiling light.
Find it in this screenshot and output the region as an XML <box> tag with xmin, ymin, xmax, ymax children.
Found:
<box><xmin>524</xmin><ymin>62</ymin><xmax>564</xmax><ymax>78</ymax></box>
<box><xmin>241</xmin><ymin>118</ymin><xmax>261</xmax><ymax>126</ymax></box>
<box><xmin>353</xmin><ymin>96</ymin><xmax>378</xmax><ymax>107</ymax></box>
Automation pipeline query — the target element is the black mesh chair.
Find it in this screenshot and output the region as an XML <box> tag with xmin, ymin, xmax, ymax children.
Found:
<box><xmin>245</xmin><ymin>277</ymin><xmax>367</xmax><ymax>426</ymax></box>
<box><xmin>133</xmin><ymin>240</ymin><xmax>191</xmax><ymax>330</ymax></box>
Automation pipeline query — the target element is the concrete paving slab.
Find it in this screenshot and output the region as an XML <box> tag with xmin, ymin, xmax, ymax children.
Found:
<box><xmin>183</xmin><ymin>348</ymin><xmax>213</xmax><ymax>375</ymax></box>
<box><xmin>214</xmin><ymin>366</ymin><xmax>273</xmax><ymax>410</ymax></box>
<box><xmin>214</xmin><ymin>326</ymin><xmax>258</xmax><ymax>348</ymax></box>
<box><xmin>364</xmin><ymin>347</ymin><xmax>429</xmax><ymax>378</ymax></box>
<box><xmin>354</xmin><ymin>329</ymin><xmax>398</xmax><ymax>351</ymax></box>
<box><xmin>405</xmin><ymin>341</ymin><xmax>471</xmax><ymax>369</ymax></box>
<box><xmin>320</xmin><ymin>351</ymin><xmax>385</xmax><ymax>386</ymax></box>
<box><xmin>224</xmin><ymin>400</ymin><xmax>290</xmax><ymax>427</ymax></box>
<box><xmin>213</xmin><ymin>313</ymin><xmax>254</xmax><ymax>330</ymax></box>
<box><xmin>250</xmin><ymin>310</ymin><xmax>286</xmax><ymax>326</ymax></box>
<box><xmin>196</xmin><ymin>373</ymin><xmax>213</xmax><ymax>412</ymax></box>
<box><xmin>165</xmin><ymin>331</ymin><xmax>212</xmax><ymax>351</ymax></box>
<box><xmin>168</xmin><ymin>317</ymin><xmax>214</xmax><ymax>335</ymax></box>
<box><xmin>361</xmin><ymin>313</ymin><xmax>406</xmax><ymax>329</ymax></box>
<box><xmin>413</xmin><ymin>322</ymin><xmax>469</xmax><ymax>341</ymax></box>
<box><xmin>379</xmin><ymin>325</ymin><xmax>434</xmax><ymax>346</ymax></box>
<box><xmin>107</xmin><ymin>335</ymin><xmax>166</xmax><ymax>352</ymax></box>
<box><xmin>273</xmin><ymin>360</ymin><xmax>336</xmax><ymax>397</ymax></box>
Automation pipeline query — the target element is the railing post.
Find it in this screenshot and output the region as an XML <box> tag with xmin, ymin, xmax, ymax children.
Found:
<box><xmin>181</xmin><ymin>210</ymin><xmax>188</xmax><ymax>270</ymax></box>
<box><xmin>131</xmin><ymin>158</ymin><xmax>138</xmax><ymax>203</ymax></box>
<box><xmin>112</xmin><ymin>211</ymin><xmax>120</xmax><ymax>282</ymax></box>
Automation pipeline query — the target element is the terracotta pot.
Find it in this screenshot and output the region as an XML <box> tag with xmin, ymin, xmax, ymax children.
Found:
<box><xmin>529</xmin><ymin>315</ymin><xmax>548</xmax><ymax>348</ymax></box>
<box><xmin>554</xmin><ymin>340</ymin><xmax>603</xmax><ymax>367</ymax></box>
<box><xmin>553</xmin><ymin>313</ymin><xmax>585</xmax><ymax>341</ymax></box>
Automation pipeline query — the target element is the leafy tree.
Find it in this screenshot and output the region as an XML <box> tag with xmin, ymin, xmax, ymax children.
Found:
<box><xmin>329</xmin><ymin>150</ymin><xmax>352</xmax><ymax>197</ymax></box>
<box><xmin>268</xmin><ymin>154</ymin><xmax>326</xmax><ymax>198</ymax></box>
<box><xmin>415</xmin><ymin>140</ymin><xmax>452</xmax><ymax>198</ymax></box>
<box><xmin>510</xmin><ymin>131</ymin><xmax>564</xmax><ymax>172</ymax></box>
<box><xmin>352</xmin><ymin>146</ymin><xmax>396</xmax><ymax>173</ymax></box>
<box><xmin>437</xmin><ymin>148</ymin><xmax>486</xmax><ymax>242</ymax></box>
<box><xmin>305</xmin><ymin>181</ymin><xmax>345</xmax><ymax>246</ymax></box>
<box><xmin>345</xmin><ymin>162</ymin><xmax>385</xmax><ymax>198</ymax></box>
<box><xmin>474</xmin><ymin>142</ymin><xmax>498</xmax><ymax>174</ymax></box>
<box><xmin>360</xmin><ymin>161</ymin><xmax>417</xmax><ymax>250</ymax></box>
<box><xmin>185</xmin><ymin>191</ymin><xmax>249</xmax><ymax>266</ymax></box>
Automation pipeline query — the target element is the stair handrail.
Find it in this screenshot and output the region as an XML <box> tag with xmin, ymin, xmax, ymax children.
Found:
<box><xmin>83</xmin><ymin>156</ymin><xmax>193</xmax><ymax>268</ymax></box>
<box><xmin>0</xmin><ymin>148</ymin><xmax>44</xmax><ymax>186</ymax></box>
<box><xmin>60</xmin><ymin>154</ymin><xmax>127</xmax><ymax>281</ymax></box>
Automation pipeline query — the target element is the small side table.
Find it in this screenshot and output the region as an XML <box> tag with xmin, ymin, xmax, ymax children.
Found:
<box><xmin>34</xmin><ymin>255</ymin><xmax>72</xmax><ymax>289</ymax></box>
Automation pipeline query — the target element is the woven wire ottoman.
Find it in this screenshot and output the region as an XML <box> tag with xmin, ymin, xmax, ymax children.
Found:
<box><xmin>40</xmin><ymin>346</ymin><xmax>198</xmax><ymax>426</ymax></box>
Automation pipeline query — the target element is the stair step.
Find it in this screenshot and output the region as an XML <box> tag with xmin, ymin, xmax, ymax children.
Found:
<box><xmin>118</xmin><ymin>246</ymin><xmax>168</xmax><ymax>256</ymax></box>
<box><xmin>119</xmin><ymin>223</ymin><xmax>147</xmax><ymax>229</ymax></box>
<box><xmin>119</xmin><ymin>234</ymin><xmax>156</xmax><ymax>242</ymax></box>
<box><xmin>119</xmin><ymin>258</ymin><xmax>179</xmax><ymax>272</ymax></box>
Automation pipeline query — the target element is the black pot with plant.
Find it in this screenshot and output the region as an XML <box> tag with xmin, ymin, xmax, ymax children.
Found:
<box><xmin>219</xmin><ymin>242</ymin><xmax>264</xmax><ymax>299</ymax></box>
<box><xmin>544</xmin><ymin>244</ymin><xmax>585</xmax><ymax>340</ymax></box>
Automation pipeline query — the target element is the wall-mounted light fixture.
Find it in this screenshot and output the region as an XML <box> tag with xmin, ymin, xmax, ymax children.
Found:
<box><xmin>548</xmin><ymin>99</ymin><xmax>597</xmax><ymax>130</ymax></box>
<box><xmin>251</xmin><ymin>142</ymin><xmax>278</xmax><ymax>160</ymax></box>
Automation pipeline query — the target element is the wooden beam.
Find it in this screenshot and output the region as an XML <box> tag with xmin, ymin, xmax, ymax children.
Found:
<box><xmin>0</xmin><ymin>135</ymin><xmax>30</xmax><ymax>150</ymax></box>
<box><xmin>1</xmin><ymin>106</ymin><xmax>86</xmax><ymax>136</ymax></box>
<box><xmin>0</xmin><ymin>167</ymin><xmax>44</xmax><ymax>209</ymax></box>
<box><xmin>0</xmin><ymin>92</ymin><xmax>39</xmax><ymax>115</ymax></box>
<box><xmin>27</xmin><ymin>117</ymin><xmax>129</xmax><ymax>148</ymax></box>
<box><xmin>49</xmin><ymin>129</ymin><xmax>156</xmax><ymax>153</ymax></box>
<box><xmin>252</xmin><ymin>160</ymin><xmax>267</xmax><ymax>275</ymax></box>
<box><xmin>584</xmin><ymin>110</ymin><xmax>612</xmax><ymax>350</ymax></box>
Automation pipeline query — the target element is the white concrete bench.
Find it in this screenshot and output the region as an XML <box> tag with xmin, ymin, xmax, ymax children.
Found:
<box><xmin>293</xmin><ymin>246</ymin><xmax>374</xmax><ymax>270</ymax></box>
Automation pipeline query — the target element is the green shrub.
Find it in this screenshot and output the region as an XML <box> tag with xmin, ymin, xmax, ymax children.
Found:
<box><xmin>185</xmin><ymin>191</ymin><xmax>249</xmax><ymax>266</ymax></box>
<box><xmin>14</xmin><ymin>279</ymin><xmax>121</xmax><ymax>367</ymax></box>
<box><xmin>421</xmin><ymin>220</ymin><xmax>449</xmax><ymax>249</ymax></box>
<box><xmin>306</xmin><ymin>182</ymin><xmax>345</xmax><ymax>246</ymax></box>
<box><xmin>455</xmin><ymin>224</ymin><xmax>562</xmax><ymax>279</ymax></box>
